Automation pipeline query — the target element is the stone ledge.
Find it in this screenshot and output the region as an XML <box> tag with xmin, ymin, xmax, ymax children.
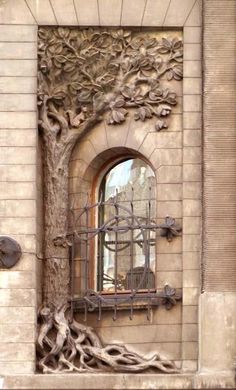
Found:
<box><xmin>2</xmin><ymin>372</ymin><xmax>236</xmax><ymax>389</ymax></box>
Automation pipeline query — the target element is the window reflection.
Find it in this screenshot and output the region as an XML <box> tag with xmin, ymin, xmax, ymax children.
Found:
<box><xmin>97</xmin><ymin>158</ymin><xmax>156</xmax><ymax>292</ymax></box>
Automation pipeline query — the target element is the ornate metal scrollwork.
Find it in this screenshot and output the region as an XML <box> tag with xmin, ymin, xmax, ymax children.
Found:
<box><xmin>0</xmin><ymin>236</ymin><xmax>22</xmax><ymax>269</ymax></box>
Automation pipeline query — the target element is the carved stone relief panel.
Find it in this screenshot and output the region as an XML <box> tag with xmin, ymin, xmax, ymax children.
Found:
<box><xmin>37</xmin><ymin>27</ymin><xmax>183</xmax><ymax>374</ymax></box>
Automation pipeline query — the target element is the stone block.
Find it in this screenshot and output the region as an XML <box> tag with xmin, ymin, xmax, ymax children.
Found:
<box><xmin>69</xmin><ymin>159</ymin><xmax>88</xmax><ymax>179</ymax></box>
<box><xmin>183</xmin><ymin>78</ymin><xmax>202</xmax><ymax>95</ymax></box>
<box><xmin>183</xmin><ymin>147</ymin><xmax>201</xmax><ymax>164</ymax></box>
<box><xmin>183</xmin><ymin>270</ymin><xmax>200</xmax><ymax>288</ymax></box>
<box><xmin>156</xmin><ymin>271</ymin><xmax>182</xmax><ymax>289</ymax></box>
<box><xmin>152</xmin><ymin>304</ymin><xmax>182</xmax><ymax>325</ymax></box>
<box><xmin>0</xmin><ymin>60</ymin><xmax>37</xmax><ymax>77</ymax></box>
<box><xmin>157</xmin><ymin>184</ymin><xmax>182</xmax><ymax>201</ymax></box>
<box><xmin>183</xmin><ymin>235</ymin><xmax>201</xmax><ymax>253</ymax></box>
<box><xmin>0</xmin><ymin>323</ymin><xmax>35</xmax><ymax>343</ymax></box>
<box><xmin>0</xmin><ymin>43</ymin><xmax>37</xmax><ymax>60</ymax></box>
<box><xmin>0</xmin><ymin>25</ymin><xmax>37</xmax><ymax>41</ymax></box>
<box><xmin>182</xmin><ymin>305</ymin><xmax>198</xmax><ymax>324</ymax></box>
<box><xmin>183</xmin><ymin>199</ymin><xmax>201</xmax><ymax>217</ymax></box>
<box><xmin>26</xmin><ymin>0</ymin><xmax>56</xmax><ymax>24</ymax></box>
<box><xmin>183</xmin><ymin>164</ymin><xmax>201</xmax><ymax>182</ymax></box>
<box><xmin>182</xmin><ymin>324</ymin><xmax>198</xmax><ymax>342</ymax></box>
<box><xmin>0</xmin><ymin>182</ymin><xmax>36</xmax><ymax>199</ymax></box>
<box><xmin>184</xmin><ymin>112</ymin><xmax>201</xmax><ymax>129</ymax></box>
<box><xmin>0</xmin><ymin>129</ymin><xmax>36</xmax><ymax>147</ymax></box>
<box><xmin>184</xmin><ymin>60</ymin><xmax>202</xmax><ymax>78</ymax></box>
<box><xmin>183</xmin><ymin>182</ymin><xmax>201</xmax><ymax>199</ymax></box>
<box><xmin>139</xmin><ymin>132</ymin><xmax>157</xmax><ymax>157</ymax></box>
<box><xmin>0</xmin><ymin>165</ymin><xmax>36</xmax><ymax>182</ymax></box>
<box><xmin>0</xmin><ymin>361</ymin><xmax>34</xmax><ymax>375</ymax></box>
<box><xmin>0</xmin><ymin>0</ymin><xmax>36</xmax><ymax>24</ymax></box>
<box><xmin>96</xmin><ymin>324</ymin><xmax>182</xmax><ymax>344</ymax></box>
<box><xmin>184</xmin><ymin>27</ymin><xmax>201</xmax><ymax>43</ymax></box>
<box><xmin>126</xmin><ymin>119</ymin><xmax>155</xmax><ymax>151</ymax></box>
<box><xmin>183</xmin><ymin>216</ymin><xmax>201</xmax><ymax>235</ymax></box>
<box><xmin>0</xmin><ymin>343</ymin><xmax>35</xmax><ymax>361</ymax></box>
<box><xmin>184</xmin><ymin>44</ymin><xmax>201</xmax><ymax>61</ymax></box>
<box><xmin>182</xmin><ymin>360</ymin><xmax>198</xmax><ymax>372</ymax></box>
<box><xmin>182</xmin><ymin>341</ymin><xmax>198</xmax><ymax>359</ymax></box>
<box><xmin>121</xmin><ymin>0</ymin><xmax>146</xmax><ymax>26</ymax></box>
<box><xmin>156</xmin><ymin>132</ymin><xmax>182</xmax><ymax>149</ymax></box>
<box><xmin>0</xmin><ymin>217</ymin><xmax>36</xmax><ymax>235</ymax></box>
<box><xmin>184</xmin><ymin>130</ymin><xmax>202</xmax><ymax>146</ymax></box>
<box><xmin>184</xmin><ymin>95</ymin><xmax>201</xmax><ymax>112</ymax></box>
<box><xmin>185</xmin><ymin>0</ymin><xmax>202</xmax><ymax>26</ymax></box>
<box><xmin>2</xmin><ymin>372</ymin><xmax>197</xmax><ymax>389</ymax></box>
<box><xmin>0</xmin><ymin>147</ymin><xmax>36</xmax><ymax>165</ymax></box>
<box><xmin>0</xmin><ymin>288</ymin><xmax>36</xmax><ymax>307</ymax></box>
<box><xmin>0</xmin><ymin>94</ymin><xmax>36</xmax><ymax>112</ymax></box>
<box><xmin>74</xmin><ymin>0</ymin><xmax>99</xmax><ymax>25</ymax></box>
<box><xmin>194</xmin><ymin>373</ymin><xmax>236</xmax><ymax>389</ymax></box>
<box><xmin>183</xmin><ymin>252</ymin><xmax>200</xmax><ymax>270</ymax></box>
<box><xmin>199</xmin><ymin>292</ymin><xmax>236</xmax><ymax>372</ymax></box>
<box><xmin>164</xmin><ymin>0</ymin><xmax>195</xmax><ymax>26</ymax></box>
<box><xmin>157</xmin><ymin>254</ymin><xmax>182</xmax><ymax>271</ymax></box>
<box><xmin>157</xmin><ymin>236</ymin><xmax>182</xmax><ymax>254</ymax></box>
<box><xmin>0</xmin><ymin>271</ymin><xmax>35</xmax><ymax>289</ymax></box>
<box><xmin>183</xmin><ymin>287</ymin><xmax>199</xmax><ymax>305</ymax></box>
<box><xmin>150</xmin><ymin>148</ymin><xmax>182</xmax><ymax>169</ymax></box>
<box><xmin>0</xmin><ymin>307</ymin><xmax>35</xmax><ymax>324</ymax></box>
<box><xmin>88</xmin><ymin>124</ymin><xmax>108</xmax><ymax>154</ymax></box>
<box><xmin>51</xmin><ymin>0</ymin><xmax>78</xmax><ymax>25</ymax></box>
<box><xmin>157</xmin><ymin>201</ymin><xmax>182</xmax><ymax>218</ymax></box>
<box><xmin>168</xmin><ymin>114</ymin><xmax>182</xmax><ymax>132</ymax></box>
<box><xmin>142</xmin><ymin>0</ymin><xmax>170</xmax><ymax>26</ymax></box>
<box><xmin>106</xmin><ymin>121</ymin><xmax>130</xmax><ymax>148</ymax></box>
<box><xmin>0</xmin><ymin>112</ymin><xmax>36</xmax><ymax>129</ymax></box>
<box><xmin>99</xmin><ymin>0</ymin><xmax>122</xmax><ymax>25</ymax></box>
<box><xmin>157</xmin><ymin>166</ymin><xmax>182</xmax><ymax>184</ymax></box>
<box><xmin>0</xmin><ymin>77</ymin><xmax>37</xmax><ymax>94</ymax></box>
<box><xmin>72</xmin><ymin>140</ymin><xmax>97</xmax><ymax>165</ymax></box>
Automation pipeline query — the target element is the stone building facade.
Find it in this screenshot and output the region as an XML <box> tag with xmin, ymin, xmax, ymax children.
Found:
<box><xmin>0</xmin><ymin>0</ymin><xmax>235</xmax><ymax>389</ymax></box>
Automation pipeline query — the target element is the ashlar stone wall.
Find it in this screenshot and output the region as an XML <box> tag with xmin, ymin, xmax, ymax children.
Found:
<box><xmin>7</xmin><ymin>3</ymin><xmax>236</xmax><ymax>390</ymax></box>
<box><xmin>0</xmin><ymin>0</ymin><xmax>202</xmax><ymax>379</ymax></box>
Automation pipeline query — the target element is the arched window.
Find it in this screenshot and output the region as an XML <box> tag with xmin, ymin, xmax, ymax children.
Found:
<box><xmin>96</xmin><ymin>158</ymin><xmax>156</xmax><ymax>293</ymax></box>
<box><xmin>71</xmin><ymin>155</ymin><xmax>181</xmax><ymax>316</ymax></box>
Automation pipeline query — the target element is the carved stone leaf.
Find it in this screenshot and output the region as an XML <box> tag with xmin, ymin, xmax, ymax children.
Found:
<box><xmin>38</xmin><ymin>27</ymin><xmax>183</xmax><ymax>136</ymax></box>
<box><xmin>134</xmin><ymin>106</ymin><xmax>152</xmax><ymax>121</ymax></box>
<box><xmin>155</xmin><ymin>120</ymin><xmax>167</xmax><ymax>131</ymax></box>
<box><xmin>172</xmin><ymin>65</ymin><xmax>183</xmax><ymax>80</ymax></box>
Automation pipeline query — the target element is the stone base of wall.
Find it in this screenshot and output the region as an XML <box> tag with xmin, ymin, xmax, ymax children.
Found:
<box><xmin>1</xmin><ymin>373</ymin><xmax>235</xmax><ymax>390</ymax></box>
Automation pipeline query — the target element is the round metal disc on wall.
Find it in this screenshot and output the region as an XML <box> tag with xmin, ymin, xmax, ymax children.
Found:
<box><xmin>0</xmin><ymin>236</ymin><xmax>22</xmax><ymax>269</ymax></box>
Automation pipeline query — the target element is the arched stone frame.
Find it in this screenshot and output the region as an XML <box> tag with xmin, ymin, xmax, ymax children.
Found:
<box><xmin>69</xmin><ymin>147</ymin><xmax>158</xmax><ymax>295</ymax></box>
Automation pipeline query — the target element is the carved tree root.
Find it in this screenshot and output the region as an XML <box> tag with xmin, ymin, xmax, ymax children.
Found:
<box><xmin>37</xmin><ymin>305</ymin><xmax>178</xmax><ymax>374</ymax></box>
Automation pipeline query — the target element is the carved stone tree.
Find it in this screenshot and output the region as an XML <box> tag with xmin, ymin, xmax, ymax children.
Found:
<box><xmin>37</xmin><ymin>27</ymin><xmax>183</xmax><ymax>373</ymax></box>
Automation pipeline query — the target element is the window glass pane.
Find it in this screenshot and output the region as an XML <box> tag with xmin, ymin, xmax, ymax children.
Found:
<box><xmin>98</xmin><ymin>158</ymin><xmax>156</xmax><ymax>292</ymax></box>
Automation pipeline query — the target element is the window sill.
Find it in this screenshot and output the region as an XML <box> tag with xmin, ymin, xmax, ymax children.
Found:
<box><xmin>71</xmin><ymin>287</ymin><xmax>182</xmax><ymax>313</ymax></box>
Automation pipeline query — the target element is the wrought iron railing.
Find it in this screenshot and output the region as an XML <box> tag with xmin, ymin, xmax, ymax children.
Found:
<box><xmin>67</xmin><ymin>191</ymin><xmax>182</xmax><ymax>320</ymax></box>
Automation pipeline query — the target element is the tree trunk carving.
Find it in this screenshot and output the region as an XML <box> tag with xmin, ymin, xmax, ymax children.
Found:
<box><xmin>37</xmin><ymin>27</ymin><xmax>183</xmax><ymax>373</ymax></box>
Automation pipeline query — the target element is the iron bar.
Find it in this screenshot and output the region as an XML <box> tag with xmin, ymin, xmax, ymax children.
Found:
<box><xmin>66</xmin><ymin>195</ymin><xmax>182</xmax><ymax>320</ymax></box>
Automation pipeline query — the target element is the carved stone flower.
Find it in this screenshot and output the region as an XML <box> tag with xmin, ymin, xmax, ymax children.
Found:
<box><xmin>121</xmin><ymin>86</ymin><xmax>144</xmax><ymax>104</ymax></box>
